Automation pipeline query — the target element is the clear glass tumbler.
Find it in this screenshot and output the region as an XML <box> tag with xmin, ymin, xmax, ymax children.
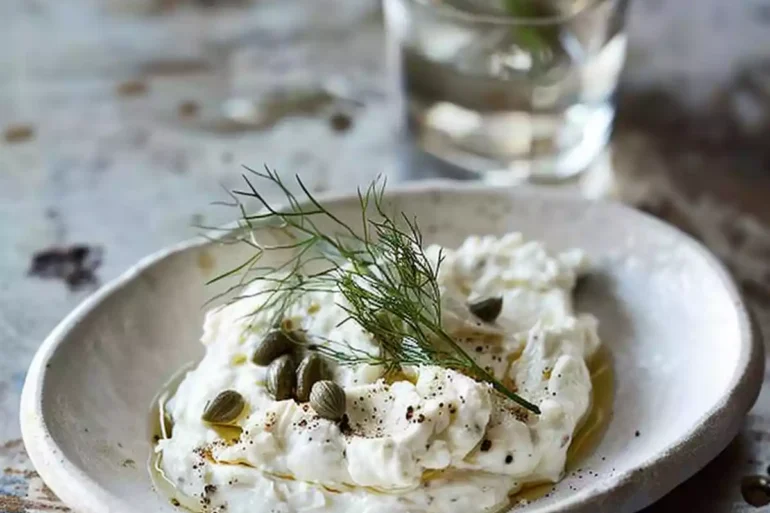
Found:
<box><xmin>385</xmin><ymin>0</ymin><xmax>629</xmax><ymax>183</ymax></box>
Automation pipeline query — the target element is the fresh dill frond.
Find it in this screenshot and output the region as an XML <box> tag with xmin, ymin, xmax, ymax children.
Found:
<box><xmin>209</xmin><ymin>166</ymin><xmax>540</xmax><ymax>415</ymax></box>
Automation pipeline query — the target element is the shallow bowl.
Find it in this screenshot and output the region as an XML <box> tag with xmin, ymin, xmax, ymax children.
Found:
<box><xmin>20</xmin><ymin>181</ymin><xmax>763</xmax><ymax>513</ymax></box>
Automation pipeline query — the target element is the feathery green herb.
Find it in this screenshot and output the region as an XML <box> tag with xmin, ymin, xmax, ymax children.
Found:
<box><xmin>208</xmin><ymin>166</ymin><xmax>540</xmax><ymax>414</ymax></box>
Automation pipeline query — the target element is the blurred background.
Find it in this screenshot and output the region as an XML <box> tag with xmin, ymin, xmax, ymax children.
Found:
<box><xmin>3</xmin><ymin>0</ymin><xmax>770</xmax><ymax>511</ymax></box>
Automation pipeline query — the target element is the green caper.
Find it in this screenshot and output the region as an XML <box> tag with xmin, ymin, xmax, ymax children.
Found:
<box><xmin>267</xmin><ymin>354</ymin><xmax>296</xmax><ymax>401</ymax></box>
<box><xmin>468</xmin><ymin>296</ymin><xmax>503</xmax><ymax>323</ymax></box>
<box><xmin>252</xmin><ymin>330</ymin><xmax>294</xmax><ymax>366</ymax></box>
<box><xmin>201</xmin><ymin>390</ymin><xmax>245</xmax><ymax>424</ymax></box>
<box><xmin>309</xmin><ymin>380</ymin><xmax>346</xmax><ymax>421</ymax></box>
<box><xmin>296</xmin><ymin>353</ymin><xmax>330</xmax><ymax>402</ymax></box>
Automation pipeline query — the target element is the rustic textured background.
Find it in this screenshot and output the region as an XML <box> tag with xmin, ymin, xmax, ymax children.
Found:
<box><xmin>3</xmin><ymin>0</ymin><xmax>770</xmax><ymax>511</ymax></box>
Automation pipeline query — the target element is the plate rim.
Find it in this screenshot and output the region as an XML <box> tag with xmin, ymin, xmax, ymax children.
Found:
<box><xmin>20</xmin><ymin>179</ymin><xmax>764</xmax><ymax>513</ymax></box>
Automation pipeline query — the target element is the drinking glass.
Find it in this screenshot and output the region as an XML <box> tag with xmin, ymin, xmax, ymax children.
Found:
<box><xmin>384</xmin><ymin>0</ymin><xmax>629</xmax><ymax>183</ymax></box>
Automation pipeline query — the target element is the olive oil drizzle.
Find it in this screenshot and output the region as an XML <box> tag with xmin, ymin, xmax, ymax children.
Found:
<box><xmin>150</xmin><ymin>350</ymin><xmax>613</xmax><ymax>510</ymax></box>
<box><xmin>512</xmin><ymin>346</ymin><xmax>614</xmax><ymax>504</ymax></box>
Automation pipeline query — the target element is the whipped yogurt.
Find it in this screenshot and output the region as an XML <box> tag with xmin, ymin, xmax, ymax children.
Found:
<box><xmin>156</xmin><ymin>233</ymin><xmax>600</xmax><ymax>513</ymax></box>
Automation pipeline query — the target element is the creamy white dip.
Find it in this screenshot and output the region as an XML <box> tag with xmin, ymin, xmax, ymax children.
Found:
<box><xmin>157</xmin><ymin>233</ymin><xmax>600</xmax><ymax>513</ymax></box>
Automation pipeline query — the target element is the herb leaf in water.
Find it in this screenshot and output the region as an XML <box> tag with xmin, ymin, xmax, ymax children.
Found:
<box><xmin>209</xmin><ymin>166</ymin><xmax>540</xmax><ymax>414</ymax></box>
<box><xmin>501</xmin><ymin>0</ymin><xmax>563</xmax><ymax>71</ymax></box>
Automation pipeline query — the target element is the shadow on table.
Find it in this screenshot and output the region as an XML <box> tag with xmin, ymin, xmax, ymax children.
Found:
<box><xmin>642</xmin><ymin>430</ymin><xmax>759</xmax><ymax>511</ymax></box>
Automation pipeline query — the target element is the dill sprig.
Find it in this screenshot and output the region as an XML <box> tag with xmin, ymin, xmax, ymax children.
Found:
<box><xmin>208</xmin><ymin>166</ymin><xmax>540</xmax><ymax>414</ymax></box>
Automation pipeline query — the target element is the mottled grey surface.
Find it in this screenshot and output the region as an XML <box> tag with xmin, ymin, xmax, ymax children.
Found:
<box><xmin>3</xmin><ymin>0</ymin><xmax>770</xmax><ymax>511</ymax></box>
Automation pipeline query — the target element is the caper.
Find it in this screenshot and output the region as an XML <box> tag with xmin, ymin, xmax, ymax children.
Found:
<box><xmin>309</xmin><ymin>380</ymin><xmax>346</xmax><ymax>421</ymax></box>
<box><xmin>267</xmin><ymin>354</ymin><xmax>296</xmax><ymax>401</ymax></box>
<box><xmin>296</xmin><ymin>353</ymin><xmax>330</xmax><ymax>402</ymax></box>
<box><xmin>201</xmin><ymin>390</ymin><xmax>245</xmax><ymax>424</ymax></box>
<box><xmin>252</xmin><ymin>330</ymin><xmax>294</xmax><ymax>366</ymax></box>
<box><xmin>468</xmin><ymin>296</ymin><xmax>503</xmax><ymax>323</ymax></box>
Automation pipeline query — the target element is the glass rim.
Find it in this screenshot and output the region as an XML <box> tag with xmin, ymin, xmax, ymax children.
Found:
<box><xmin>406</xmin><ymin>0</ymin><xmax>616</xmax><ymax>27</ymax></box>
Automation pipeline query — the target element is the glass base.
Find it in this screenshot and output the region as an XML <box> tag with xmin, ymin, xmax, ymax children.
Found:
<box><xmin>408</xmin><ymin>104</ymin><xmax>614</xmax><ymax>186</ymax></box>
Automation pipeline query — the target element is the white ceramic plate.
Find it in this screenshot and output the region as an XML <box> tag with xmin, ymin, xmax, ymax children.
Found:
<box><xmin>20</xmin><ymin>182</ymin><xmax>763</xmax><ymax>513</ymax></box>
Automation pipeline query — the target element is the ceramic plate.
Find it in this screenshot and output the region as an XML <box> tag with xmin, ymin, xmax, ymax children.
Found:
<box><xmin>20</xmin><ymin>182</ymin><xmax>763</xmax><ymax>513</ymax></box>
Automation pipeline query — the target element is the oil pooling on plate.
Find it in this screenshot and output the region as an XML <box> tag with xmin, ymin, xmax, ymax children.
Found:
<box><xmin>148</xmin><ymin>363</ymin><xmax>198</xmax><ymax>511</ymax></box>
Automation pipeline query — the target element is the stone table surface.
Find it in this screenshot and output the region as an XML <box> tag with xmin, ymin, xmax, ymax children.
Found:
<box><xmin>4</xmin><ymin>0</ymin><xmax>770</xmax><ymax>512</ymax></box>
